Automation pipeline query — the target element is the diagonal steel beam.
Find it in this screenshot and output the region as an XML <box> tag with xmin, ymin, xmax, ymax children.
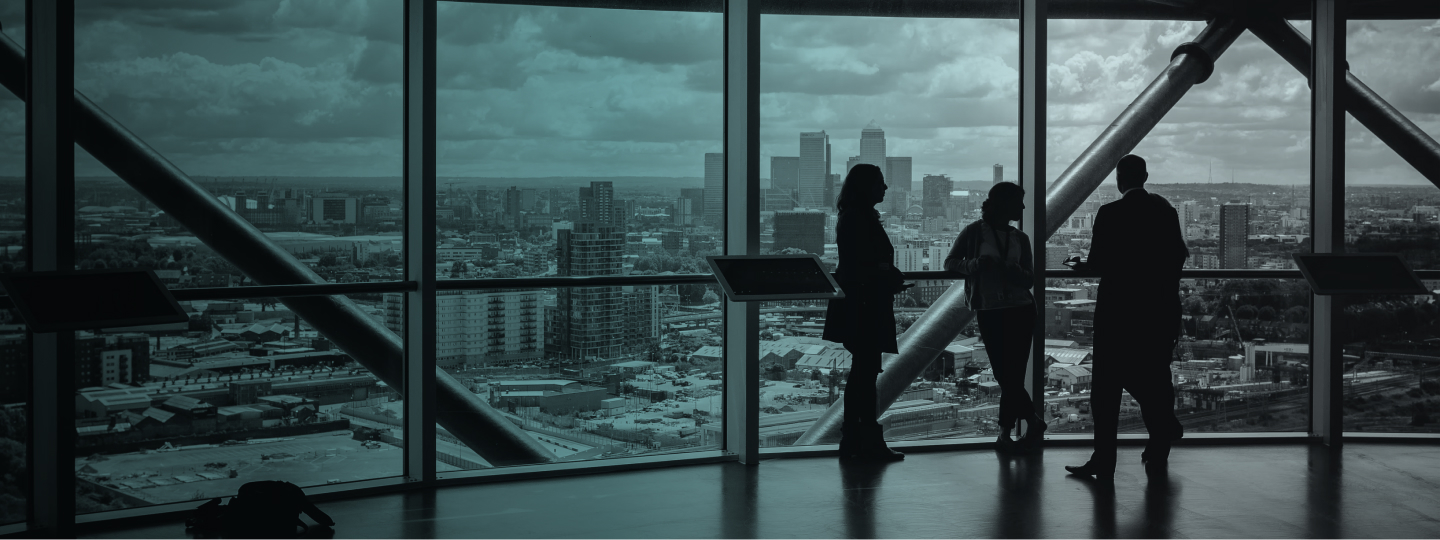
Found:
<box><xmin>0</xmin><ymin>33</ymin><xmax>557</xmax><ymax>467</ymax></box>
<box><xmin>794</xmin><ymin>17</ymin><xmax>1245</xmax><ymax>446</ymax></box>
<box><xmin>1244</xmin><ymin>15</ymin><xmax>1440</xmax><ymax>189</ymax></box>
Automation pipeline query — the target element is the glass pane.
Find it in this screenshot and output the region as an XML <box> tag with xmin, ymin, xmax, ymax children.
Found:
<box><xmin>759</xmin><ymin>7</ymin><xmax>1020</xmax><ymax>449</ymax></box>
<box><xmin>75</xmin><ymin>295</ymin><xmax>401</xmax><ymax>514</ymax></box>
<box><xmin>424</xmin><ymin>284</ymin><xmax>725</xmax><ymax>470</ymax></box>
<box><xmin>436</xmin><ymin>2</ymin><xmax>722</xmax><ymax>281</ymax></box>
<box><xmin>72</xmin><ymin>1</ymin><xmax>405</xmax><ymax>286</ymax></box>
<box><xmin>1340</xmin><ymin>19</ymin><xmax>1440</xmax><ymax>434</ymax></box>
<box><xmin>0</xmin><ymin>0</ymin><xmax>26</xmax><ymax>526</ymax></box>
<box><xmin>1047</xmin><ymin>19</ymin><xmax>1312</xmax><ymax>270</ymax></box>
<box><xmin>1039</xmin><ymin>277</ymin><xmax>1312</xmax><ymax>434</ymax></box>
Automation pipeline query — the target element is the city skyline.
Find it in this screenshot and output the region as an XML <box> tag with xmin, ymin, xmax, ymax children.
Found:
<box><xmin>0</xmin><ymin>6</ymin><xmax>1435</xmax><ymax>185</ymax></box>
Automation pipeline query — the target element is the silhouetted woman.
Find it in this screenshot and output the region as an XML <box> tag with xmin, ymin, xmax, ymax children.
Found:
<box><xmin>944</xmin><ymin>182</ymin><xmax>1044</xmax><ymax>453</ymax></box>
<box><xmin>822</xmin><ymin>163</ymin><xmax>907</xmax><ymax>462</ymax></box>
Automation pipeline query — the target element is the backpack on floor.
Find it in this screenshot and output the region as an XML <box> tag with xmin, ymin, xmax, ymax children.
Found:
<box><xmin>186</xmin><ymin>480</ymin><xmax>335</xmax><ymax>538</ymax></box>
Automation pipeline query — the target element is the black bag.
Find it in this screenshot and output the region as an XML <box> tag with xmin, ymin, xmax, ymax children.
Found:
<box><xmin>186</xmin><ymin>481</ymin><xmax>334</xmax><ymax>538</ymax></box>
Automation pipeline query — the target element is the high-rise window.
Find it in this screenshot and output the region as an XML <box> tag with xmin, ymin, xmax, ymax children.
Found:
<box><xmin>1342</xmin><ymin>19</ymin><xmax>1440</xmax><ymax>434</ymax></box>
<box><xmin>1047</xmin><ymin>18</ymin><xmax>1312</xmax><ymax>271</ymax></box>
<box><xmin>760</xmin><ymin>8</ymin><xmax>1020</xmax><ymax>448</ymax></box>
<box><xmin>73</xmin><ymin>295</ymin><xmax>403</xmax><ymax>514</ymax></box>
<box><xmin>71</xmin><ymin>1</ymin><xmax>406</xmax><ymax>287</ymax></box>
<box><xmin>0</xmin><ymin>3</ymin><xmax>25</xmax><ymax>526</ymax></box>
<box><xmin>436</xmin><ymin>1</ymin><xmax>722</xmax><ymax>467</ymax></box>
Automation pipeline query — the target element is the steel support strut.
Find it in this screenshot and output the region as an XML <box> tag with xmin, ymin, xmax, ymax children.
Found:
<box><xmin>795</xmin><ymin>18</ymin><xmax>1245</xmax><ymax>446</ymax></box>
<box><xmin>1244</xmin><ymin>15</ymin><xmax>1440</xmax><ymax>189</ymax></box>
<box><xmin>0</xmin><ymin>33</ymin><xmax>557</xmax><ymax>467</ymax></box>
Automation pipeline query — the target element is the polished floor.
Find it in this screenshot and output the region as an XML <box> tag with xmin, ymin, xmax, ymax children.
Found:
<box><xmin>79</xmin><ymin>443</ymin><xmax>1440</xmax><ymax>538</ymax></box>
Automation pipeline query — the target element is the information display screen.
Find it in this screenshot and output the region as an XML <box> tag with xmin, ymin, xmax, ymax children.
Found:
<box><xmin>707</xmin><ymin>255</ymin><xmax>844</xmax><ymax>301</ymax></box>
<box><xmin>0</xmin><ymin>270</ymin><xmax>189</xmax><ymax>332</ymax></box>
<box><xmin>1293</xmin><ymin>253</ymin><xmax>1431</xmax><ymax>295</ymax></box>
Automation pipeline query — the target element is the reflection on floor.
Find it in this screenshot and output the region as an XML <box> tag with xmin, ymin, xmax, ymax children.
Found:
<box><xmin>81</xmin><ymin>443</ymin><xmax>1440</xmax><ymax>539</ymax></box>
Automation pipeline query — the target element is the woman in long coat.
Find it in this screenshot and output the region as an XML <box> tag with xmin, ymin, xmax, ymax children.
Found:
<box><xmin>822</xmin><ymin>164</ymin><xmax>907</xmax><ymax>461</ymax></box>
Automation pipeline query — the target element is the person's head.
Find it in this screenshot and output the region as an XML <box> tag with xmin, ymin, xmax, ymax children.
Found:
<box><xmin>981</xmin><ymin>181</ymin><xmax>1025</xmax><ymax>225</ymax></box>
<box><xmin>1116</xmin><ymin>154</ymin><xmax>1148</xmax><ymax>193</ymax></box>
<box><xmin>836</xmin><ymin>164</ymin><xmax>886</xmax><ymax>211</ymax></box>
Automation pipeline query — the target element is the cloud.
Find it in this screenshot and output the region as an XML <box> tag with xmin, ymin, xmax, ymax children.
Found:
<box><xmin>5</xmin><ymin>4</ymin><xmax>1430</xmax><ymax>185</ymax></box>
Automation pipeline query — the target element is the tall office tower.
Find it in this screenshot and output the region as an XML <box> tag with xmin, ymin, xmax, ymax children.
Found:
<box><xmin>773</xmin><ymin>210</ymin><xmax>827</xmax><ymax>255</ymax></box>
<box><xmin>1220</xmin><ymin>201</ymin><xmax>1250</xmax><ymax>269</ymax></box>
<box><xmin>704</xmin><ymin>153</ymin><xmax>724</xmax><ymax>227</ymax></box>
<box><xmin>673</xmin><ymin>197</ymin><xmax>694</xmax><ymax>225</ymax></box>
<box><xmin>549</xmin><ymin>221</ymin><xmax>627</xmax><ymax>361</ymax></box>
<box><xmin>887</xmin><ymin>157</ymin><xmax>913</xmax><ymax>192</ymax></box>
<box><xmin>894</xmin><ymin>246</ymin><xmax>925</xmax><ymax>272</ymax></box>
<box><xmin>504</xmin><ymin>186</ymin><xmax>525</xmax><ymax>228</ymax></box>
<box><xmin>860</xmin><ymin>121</ymin><xmax>886</xmax><ymax>172</ymax></box>
<box><xmin>763</xmin><ymin>189</ymin><xmax>796</xmax><ymax>212</ymax></box>
<box><xmin>826</xmin><ymin>173</ymin><xmax>842</xmax><ymax>209</ymax></box>
<box><xmin>993</xmin><ymin>164</ymin><xmax>1004</xmax><ymax>185</ymax></box>
<box><xmin>1179</xmin><ymin>200</ymin><xmax>1199</xmax><ymax>239</ymax></box>
<box><xmin>476</xmin><ymin>189</ymin><xmax>491</xmax><ymax>212</ymax></box>
<box><xmin>547</xmin><ymin>188</ymin><xmax>562</xmax><ymax>213</ymax></box>
<box><xmin>578</xmin><ymin>181</ymin><xmax>616</xmax><ymax>226</ymax></box>
<box><xmin>846</xmin><ymin>156</ymin><xmax>862</xmax><ymax>175</ymax></box>
<box><xmin>679</xmin><ymin>188</ymin><xmax>705</xmax><ymax>226</ymax></box>
<box><xmin>522</xmin><ymin>188</ymin><xmax>538</xmax><ymax>212</ymax></box>
<box><xmin>621</xmin><ymin>285</ymin><xmax>661</xmax><ymax>352</ymax></box>
<box><xmin>391</xmin><ymin>290</ymin><xmax>542</xmax><ymax>367</ymax></box>
<box><xmin>798</xmin><ymin>132</ymin><xmax>829</xmax><ymax>209</ymax></box>
<box><xmin>922</xmin><ymin>174</ymin><xmax>952</xmax><ymax>218</ymax></box>
<box><xmin>771</xmin><ymin>157</ymin><xmax>799</xmax><ymax>191</ymax></box>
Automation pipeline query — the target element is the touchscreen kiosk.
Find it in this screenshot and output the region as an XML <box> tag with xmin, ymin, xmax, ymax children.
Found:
<box><xmin>0</xmin><ymin>270</ymin><xmax>189</xmax><ymax>332</ymax></box>
<box><xmin>706</xmin><ymin>254</ymin><xmax>844</xmax><ymax>302</ymax></box>
<box><xmin>1292</xmin><ymin>253</ymin><xmax>1431</xmax><ymax>296</ymax></box>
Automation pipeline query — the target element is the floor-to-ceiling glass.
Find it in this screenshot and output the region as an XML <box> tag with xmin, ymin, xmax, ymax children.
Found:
<box><xmin>68</xmin><ymin>0</ymin><xmax>407</xmax><ymax>513</ymax></box>
<box><xmin>1342</xmin><ymin>18</ymin><xmax>1440</xmax><ymax>434</ymax></box>
<box><xmin>0</xmin><ymin>0</ymin><xmax>26</xmax><ymax>526</ymax></box>
<box><xmin>434</xmin><ymin>1</ymin><xmax>723</xmax><ymax>467</ymax></box>
<box><xmin>72</xmin><ymin>0</ymin><xmax>406</xmax><ymax>288</ymax></box>
<box><xmin>1045</xmin><ymin>15</ymin><xmax>1314</xmax><ymax>435</ymax></box>
<box><xmin>759</xmin><ymin>8</ymin><xmax>1020</xmax><ymax>448</ymax></box>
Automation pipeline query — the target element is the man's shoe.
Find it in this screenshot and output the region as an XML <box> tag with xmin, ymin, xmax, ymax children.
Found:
<box><xmin>1064</xmin><ymin>462</ymin><xmax>1115</xmax><ymax>480</ymax></box>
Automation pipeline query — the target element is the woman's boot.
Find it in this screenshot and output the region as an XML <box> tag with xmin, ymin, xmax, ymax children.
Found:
<box><xmin>838</xmin><ymin>418</ymin><xmax>863</xmax><ymax>460</ymax></box>
<box><xmin>862</xmin><ymin>421</ymin><xmax>904</xmax><ymax>462</ymax></box>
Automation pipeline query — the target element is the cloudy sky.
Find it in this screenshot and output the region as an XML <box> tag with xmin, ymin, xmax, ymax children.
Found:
<box><xmin>0</xmin><ymin>1</ymin><xmax>1435</xmax><ymax>186</ymax></box>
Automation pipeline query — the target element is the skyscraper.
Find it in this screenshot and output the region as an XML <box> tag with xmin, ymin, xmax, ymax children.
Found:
<box><xmin>860</xmin><ymin>121</ymin><xmax>886</xmax><ymax>172</ymax></box>
<box><xmin>770</xmin><ymin>156</ymin><xmax>799</xmax><ymax>191</ymax></box>
<box><xmin>1220</xmin><ymin>201</ymin><xmax>1250</xmax><ymax>269</ymax></box>
<box><xmin>1179</xmin><ymin>200</ymin><xmax>1199</xmax><ymax>239</ymax></box>
<box><xmin>549</xmin><ymin>200</ymin><xmax>628</xmax><ymax>361</ymax></box>
<box><xmin>579</xmin><ymin>181</ymin><xmax>620</xmax><ymax>228</ymax></box>
<box><xmin>887</xmin><ymin>157</ymin><xmax>913</xmax><ymax>192</ymax></box>
<box><xmin>922</xmin><ymin>174</ymin><xmax>952</xmax><ymax>218</ymax></box>
<box><xmin>680</xmin><ymin>188</ymin><xmax>705</xmax><ymax>226</ymax></box>
<box><xmin>773</xmin><ymin>210</ymin><xmax>827</xmax><ymax>255</ymax></box>
<box><xmin>993</xmin><ymin>164</ymin><xmax>1004</xmax><ymax>185</ymax></box>
<box><xmin>799</xmin><ymin>132</ymin><xmax>828</xmax><ymax>209</ymax></box>
<box><xmin>504</xmin><ymin>186</ymin><xmax>524</xmax><ymax>229</ymax></box>
<box><xmin>704</xmin><ymin>153</ymin><xmax>724</xmax><ymax>227</ymax></box>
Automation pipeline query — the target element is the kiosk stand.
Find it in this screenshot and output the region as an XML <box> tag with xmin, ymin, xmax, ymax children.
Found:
<box><xmin>706</xmin><ymin>254</ymin><xmax>846</xmax><ymax>303</ymax></box>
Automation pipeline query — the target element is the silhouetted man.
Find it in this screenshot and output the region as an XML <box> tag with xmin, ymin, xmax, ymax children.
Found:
<box><xmin>1064</xmin><ymin>154</ymin><xmax>1188</xmax><ymax>480</ymax></box>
